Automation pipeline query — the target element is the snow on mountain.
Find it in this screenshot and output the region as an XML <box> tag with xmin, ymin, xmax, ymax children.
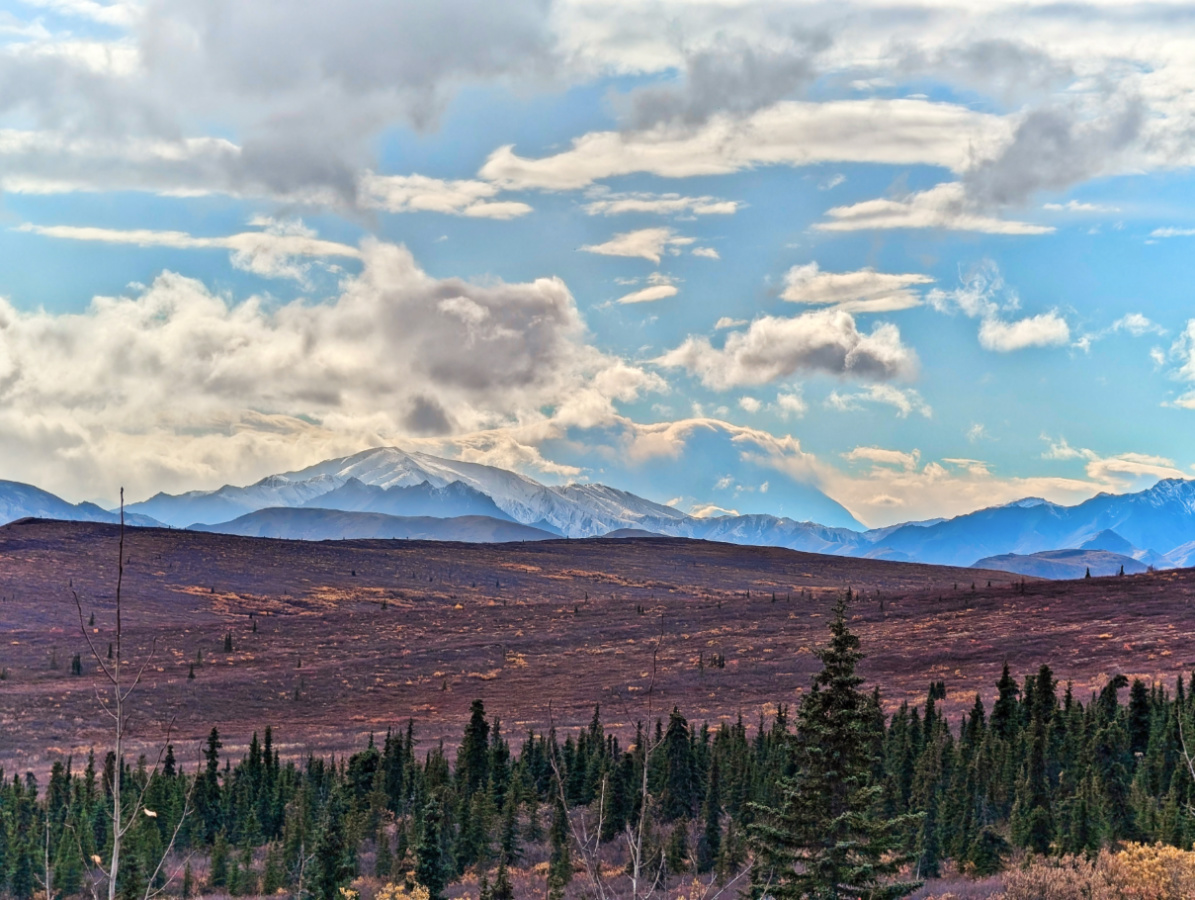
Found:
<box><xmin>130</xmin><ymin>447</ymin><xmax>734</xmax><ymax>537</ymax></box>
<box><xmin>56</xmin><ymin>449</ymin><xmax>1195</xmax><ymax>566</ymax></box>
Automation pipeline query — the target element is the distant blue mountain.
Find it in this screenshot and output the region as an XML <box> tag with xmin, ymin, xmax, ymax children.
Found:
<box><xmin>192</xmin><ymin>508</ymin><xmax>556</xmax><ymax>543</ymax></box>
<box><xmin>865</xmin><ymin>479</ymin><xmax>1195</xmax><ymax>567</ymax></box>
<box><xmin>8</xmin><ymin>453</ymin><xmax>1195</xmax><ymax>571</ymax></box>
<box><xmin>299</xmin><ymin>478</ymin><xmax>516</xmax><ymax>521</ymax></box>
<box><xmin>973</xmin><ymin>549</ymin><xmax>1148</xmax><ymax>579</ymax></box>
<box><xmin>0</xmin><ymin>480</ymin><xmax>160</xmax><ymax>528</ymax></box>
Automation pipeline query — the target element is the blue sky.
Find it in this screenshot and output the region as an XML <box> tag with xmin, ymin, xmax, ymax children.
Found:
<box><xmin>1</xmin><ymin>0</ymin><xmax>1194</xmax><ymax>527</ymax></box>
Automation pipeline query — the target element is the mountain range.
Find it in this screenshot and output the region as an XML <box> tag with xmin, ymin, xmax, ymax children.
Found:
<box><xmin>4</xmin><ymin>446</ymin><xmax>1195</xmax><ymax>575</ymax></box>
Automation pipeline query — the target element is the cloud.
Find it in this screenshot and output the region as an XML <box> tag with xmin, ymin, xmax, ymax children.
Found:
<box><xmin>616</xmin><ymin>283</ymin><xmax>678</xmax><ymax>304</ymax></box>
<box><xmin>1042</xmin><ymin>437</ymin><xmax>1098</xmax><ymax>461</ymax></box>
<box><xmin>773</xmin><ymin>390</ymin><xmax>807</xmax><ymax>419</ymax></box>
<box><xmin>930</xmin><ymin>260</ymin><xmax>1070</xmax><ymax>352</ymax></box>
<box><xmin>15</xmin><ymin>0</ymin><xmax>137</xmax><ymax>27</ymax></box>
<box><xmin>738</xmin><ymin>396</ymin><xmax>762</xmax><ymax>413</ymax></box>
<box><xmin>0</xmin><ymin>239</ymin><xmax>665</xmax><ymax>499</ymax></box>
<box><xmin>17</xmin><ymin>218</ymin><xmax>361</xmax><ymax>281</ymax></box>
<box><xmin>815</xmin><ymin>182</ymin><xmax>1053</xmax><ymax>235</ymax></box>
<box><xmin>781</xmin><ymin>262</ymin><xmax>933</xmax><ymax>313</ymax></box>
<box><xmin>692</xmin><ymin>247</ymin><xmax>720</xmax><ymax>259</ymax></box>
<box><xmin>362</xmin><ymin>173</ymin><xmax>532</xmax><ymax>219</ymax></box>
<box><xmin>843</xmin><ymin>446</ymin><xmax>919</xmax><ymax>470</ymax></box>
<box><xmin>1112</xmin><ymin>313</ymin><xmax>1165</xmax><ymax>337</ymax></box>
<box><xmin>582</xmin><ymin>190</ymin><xmax>739</xmax><ymax>216</ymax></box>
<box><xmin>481</xmin><ymin>99</ymin><xmax>1007</xmax><ymax>191</ymax></box>
<box><xmin>619</xmin><ymin>31</ymin><xmax>828</xmax><ymax>128</ymax></box>
<box><xmin>963</xmin><ymin>98</ymin><xmax>1145</xmax><ymax>208</ymax></box>
<box><xmin>1151</xmin><ymin>227</ymin><xmax>1195</xmax><ymax>238</ymax></box>
<box><xmin>714</xmin><ymin>317</ymin><xmax>746</xmax><ymax>330</ymax></box>
<box><xmin>822</xmin><ymin>447</ymin><xmax>1183</xmax><ymax>527</ymax></box>
<box><xmin>655</xmin><ymin>309</ymin><xmax>917</xmax><ymax>389</ymax></box>
<box><xmin>1043</xmin><ymin>436</ymin><xmax>1186</xmax><ymax>483</ymax></box>
<box><xmin>978</xmin><ymin>312</ymin><xmax>1070</xmax><ymax>352</ymax></box>
<box><xmin>1042</xmin><ymin>200</ymin><xmax>1120</xmax><ymax>214</ymax></box>
<box><xmin>826</xmin><ymin>384</ymin><xmax>932</xmax><ymax>418</ymax></box>
<box><xmin>580</xmin><ymin>227</ymin><xmax>694</xmax><ymax>263</ymax></box>
<box><xmin>1074</xmin><ymin>312</ymin><xmax>1166</xmax><ymax>351</ymax></box>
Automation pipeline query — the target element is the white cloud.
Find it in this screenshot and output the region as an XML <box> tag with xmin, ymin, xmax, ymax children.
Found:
<box><xmin>481</xmin><ymin>99</ymin><xmax>1008</xmax><ymax>191</ymax></box>
<box><xmin>1042</xmin><ymin>200</ymin><xmax>1119</xmax><ymax>213</ymax></box>
<box><xmin>17</xmin><ymin>219</ymin><xmax>361</xmax><ymax>282</ymax></box>
<box><xmin>692</xmin><ymin>247</ymin><xmax>720</xmax><ymax>259</ymax></box>
<box><xmin>844</xmin><ymin>446</ymin><xmax>919</xmax><ymax>470</ymax></box>
<box><xmin>823</xmin><ymin>447</ymin><xmax>1186</xmax><ymax>527</ymax></box>
<box><xmin>781</xmin><ymin>262</ymin><xmax>933</xmax><ymax>313</ymax></box>
<box><xmin>815</xmin><ymin>182</ymin><xmax>1053</xmax><ymax>235</ymax></box>
<box><xmin>616</xmin><ymin>283</ymin><xmax>678</xmax><ymax>304</ymax></box>
<box><xmin>14</xmin><ymin>0</ymin><xmax>137</xmax><ymax>27</ymax></box>
<box><xmin>930</xmin><ymin>259</ymin><xmax>1070</xmax><ymax>352</ymax></box>
<box><xmin>361</xmin><ymin>172</ymin><xmax>531</xmax><ymax>219</ymax></box>
<box><xmin>1112</xmin><ymin>313</ymin><xmax>1165</xmax><ymax>337</ymax></box>
<box><xmin>978</xmin><ymin>312</ymin><xmax>1070</xmax><ymax>352</ymax></box>
<box><xmin>773</xmin><ymin>390</ymin><xmax>807</xmax><ymax>419</ymax></box>
<box><xmin>582</xmin><ymin>190</ymin><xmax>739</xmax><ymax>217</ymax></box>
<box><xmin>738</xmin><ymin>396</ymin><xmax>761</xmax><ymax>413</ymax></box>
<box><xmin>1151</xmin><ymin>227</ymin><xmax>1195</xmax><ymax>238</ymax></box>
<box><xmin>714</xmin><ymin>316</ymin><xmax>746</xmax><ymax>330</ymax></box>
<box><xmin>1042</xmin><ymin>436</ymin><xmax>1098</xmax><ymax>461</ymax></box>
<box><xmin>580</xmin><ymin>227</ymin><xmax>694</xmax><ymax>263</ymax></box>
<box><xmin>656</xmin><ymin>309</ymin><xmax>917</xmax><ymax>389</ymax></box>
<box><xmin>0</xmin><ymin>239</ymin><xmax>665</xmax><ymax>499</ymax></box>
<box><xmin>1076</xmin><ymin>312</ymin><xmax>1167</xmax><ymax>350</ymax></box>
<box><xmin>826</xmin><ymin>384</ymin><xmax>932</xmax><ymax>418</ymax></box>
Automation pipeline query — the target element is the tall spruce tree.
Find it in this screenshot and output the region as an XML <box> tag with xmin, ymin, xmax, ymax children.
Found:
<box><xmin>749</xmin><ymin>597</ymin><xmax>922</xmax><ymax>900</ymax></box>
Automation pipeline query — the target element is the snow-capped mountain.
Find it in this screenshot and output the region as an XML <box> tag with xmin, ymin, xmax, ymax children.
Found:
<box><xmin>9</xmin><ymin>449</ymin><xmax>1195</xmax><ymax>574</ymax></box>
<box><xmin>864</xmin><ymin>479</ymin><xmax>1195</xmax><ymax>568</ymax></box>
<box><xmin>128</xmin><ymin>447</ymin><xmax>768</xmax><ymax>537</ymax></box>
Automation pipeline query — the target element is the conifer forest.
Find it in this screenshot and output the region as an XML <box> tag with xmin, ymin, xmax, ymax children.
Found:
<box><xmin>5</xmin><ymin>597</ymin><xmax>1195</xmax><ymax>900</ymax></box>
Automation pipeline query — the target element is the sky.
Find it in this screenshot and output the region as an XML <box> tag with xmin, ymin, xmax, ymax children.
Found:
<box><xmin>1</xmin><ymin>0</ymin><xmax>1194</xmax><ymax>528</ymax></box>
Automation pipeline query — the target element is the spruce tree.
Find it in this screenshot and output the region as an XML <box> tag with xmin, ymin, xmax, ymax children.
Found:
<box><xmin>491</xmin><ymin>859</ymin><xmax>514</xmax><ymax>900</ymax></box>
<box><xmin>311</xmin><ymin>788</ymin><xmax>355</xmax><ymax>900</ymax></box>
<box><xmin>209</xmin><ymin>831</ymin><xmax>230</xmax><ymax>890</ymax></box>
<box><xmin>415</xmin><ymin>799</ymin><xmax>447</xmax><ymax>900</ymax></box>
<box><xmin>749</xmin><ymin>597</ymin><xmax>922</xmax><ymax>900</ymax></box>
<box><xmin>547</xmin><ymin>796</ymin><xmax>572</xmax><ymax>891</ymax></box>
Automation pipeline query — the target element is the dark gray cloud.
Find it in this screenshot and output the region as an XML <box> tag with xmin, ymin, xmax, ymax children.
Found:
<box><xmin>0</xmin><ymin>0</ymin><xmax>558</xmax><ymax>203</ymax></box>
<box><xmin>964</xmin><ymin>96</ymin><xmax>1145</xmax><ymax>207</ymax></box>
<box><xmin>404</xmin><ymin>396</ymin><xmax>454</xmax><ymax>436</ymax></box>
<box><xmin>897</xmin><ymin>38</ymin><xmax>1074</xmax><ymax>105</ymax></box>
<box><xmin>621</xmin><ymin>31</ymin><xmax>830</xmax><ymax>130</ymax></box>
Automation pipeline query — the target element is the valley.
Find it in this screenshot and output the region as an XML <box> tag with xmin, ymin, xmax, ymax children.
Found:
<box><xmin>2</xmin><ymin>518</ymin><xmax>1192</xmax><ymax>776</ymax></box>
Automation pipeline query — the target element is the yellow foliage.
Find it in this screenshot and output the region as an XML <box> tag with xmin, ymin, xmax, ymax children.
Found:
<box><xmin>1099</xmin><ymin>842</ymin><xmax>1195</xmax><ymax>900</ymax></box>
<box><xmin>375</xmin><ymin>883</ymin><xmax>431</xmax><ymax>900</ymax></box>
<box><xmin>998</xmin><ymin>844</ymin><xmax>1195</xmax><ymax>900</ymax></box>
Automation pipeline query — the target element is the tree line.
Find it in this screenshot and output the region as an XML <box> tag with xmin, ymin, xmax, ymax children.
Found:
<box><xmin>4</xmin><ymin>598</ymin><xmax>1195</xmax><ymax>900</ymax></box>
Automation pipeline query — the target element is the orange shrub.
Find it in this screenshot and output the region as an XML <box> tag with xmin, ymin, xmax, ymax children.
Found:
<box><xmin>997</xmin><ymin>844</ymin><xmax>1195</xmax><ymax>900</ymax></box>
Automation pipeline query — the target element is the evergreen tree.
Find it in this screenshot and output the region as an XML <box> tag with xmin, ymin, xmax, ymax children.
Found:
<box><xmin>415</xmin><ymin>799</ymin><xmax>447</xmax><ymax>900</ymax></box>
<box><xmin>749</xmin><ymin>597</ymin><xmax>922</xmax><ymax>900</ymax></box>
<box><xmin>310</xmin><ymin>788</ymin><xmax>355</xmax><ymax>900</ymax></box>
<box><xmin>491</xmin><ymin>858</ymin><xmax>514</xmax><ymax>900</ymax></box>
<box><xmin>547</xmin><ymin>796</ymin><xmax>572</xmax><ymax>891</ymax></box>
<box><xmin>209</xmin><ymin>831</ymin><xmax>231</xmax><ymax>890</ymax></box>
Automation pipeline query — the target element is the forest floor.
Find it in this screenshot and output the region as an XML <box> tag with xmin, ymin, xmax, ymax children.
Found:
<box><xmin>2</xmin><ymin>518</ymin><xmax>1194</xmax><ymax>774</ymax></box>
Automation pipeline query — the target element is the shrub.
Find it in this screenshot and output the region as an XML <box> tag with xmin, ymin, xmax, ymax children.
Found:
<box><xmin>997</xmin><ymin>844</ymin><xmax>1195</xmax><ymax>900</ymax></box>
